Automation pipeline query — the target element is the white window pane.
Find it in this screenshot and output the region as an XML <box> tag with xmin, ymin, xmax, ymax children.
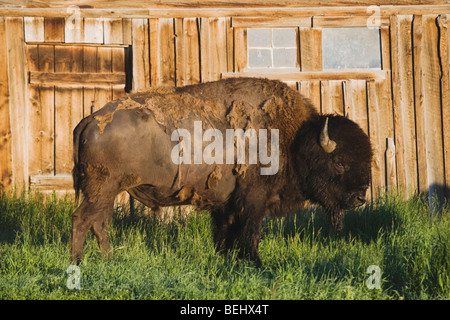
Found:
<box><xmin>322</xmin><ymin>27</ymin><xmax>381</xmax><ymax>69</ymax></box>
<box><xmin>247</xmin><ymin>28</ymin><xmax>271</xmax><ymax>47</ymax></box>
<box><xmin>272</xmin><ymin>28</ymin><xmax>297</xmax><ymax>48</ymax></box>
<box><xmin>273</xmin><ymin>48</ymin><xmax>297</xmax><ymax>68</ymax></box>
<box><xmin>247</xmin><ymin>28</ymin><xmax>298</xmax><ymax>69</ymax></box>
<box><xmin>248</xmin><ymin>49</ymin><xmax>272</xmax><ymax>68</ymax></box>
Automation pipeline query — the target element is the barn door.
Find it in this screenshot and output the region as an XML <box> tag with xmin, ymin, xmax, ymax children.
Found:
<box><xmin>26</xmin><ymin>43</ymin><xmax>129</xmax><ymax>192</ymax></box>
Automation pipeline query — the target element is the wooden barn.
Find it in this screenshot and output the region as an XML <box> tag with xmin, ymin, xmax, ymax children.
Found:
<box><xmin>0</xmin><ymin>1</ymin><xmax>449</xmax><ymax>203</ymax></box>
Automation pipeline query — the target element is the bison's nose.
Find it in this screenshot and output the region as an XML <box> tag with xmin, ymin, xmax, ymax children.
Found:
<box><xmin>357</xmin><ymin>195</ymin><xmax>366</xmax><ymax>204</ymax></box>
<box><xmin>356</xmin><ymin>191</ymin><xmax>367</xmax><ymax>205</ymax></box>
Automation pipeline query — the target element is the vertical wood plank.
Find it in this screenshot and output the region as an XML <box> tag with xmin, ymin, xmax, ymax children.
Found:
<box><xmin>299</xmin><ymin>26</ymin><xmax>322</xmax><ymax>121</ymax></box>
<box><xmin>174</xmin><ymin>18</ymin><xmax>201</xmax><ymax>86</ymax></box>
<box><xmin>132</xmin><ymin>18</ymin><xmax>150</xmax><ymax>89</ymax></box>
<box><xmin>200</xmin><ymin>17</ymin><xmax>211</xmax><ymax>81</ymax></box>
<box><xmin>209</xmin><ymin>17</ymin><xmax>227</xmax><ymax>81</ymax></box>
<box><xmin>54</xmin><ymin>45</ymin><xmax>83</xmax><ymax>174</ymax></box>
<box><xmin>26</xmin><ymin>44</ymin><xmax>42</xmax><ymax>176</ymax></box>
<box><xmin>97</xmin><ymin>47</ymin><xmax>112</xmax><ymax>73</ymax></box>
<box><xmin>226</xmin><ymin>17</ymin><xmax>234</xmax><ymax>73</ymax></box>
<box><xmin>44</xmin><ymin>17</ymin><xmax>65</xmax><ymax>42</ymax></box>
<box><xmin>104</xmin><ymin>18</ymin><xmax>123</xmax><ymax>45</ymax></box>
<box><xmin>37</xmin><ymin>44</ymin><xmax>55</xmax><ymax>175</ymax></box>
<box><xmin>184</xmin><ymin>18</ymin><xmax>200</xmax><ymax>85</ymax></box>
<box><xmin>386</xmin><ymin>137</ymin><xmax>398</xmax><ymax>194</ymax></box>
<box><xmin>233</xmin><ymin>27</ymin><xmax>247</xmax><ymax>73</ymax></box>
<box><xmin>413</xmin><ymin>15</ymin><xmax>428</xmax><ymax>193</ymax></box>
<box><xmin>308</xmin><ymin>80</ymin><xmax>321</xmax><ymax>114</ymax></box>
<box><xmin>391</xmin><ymin>15</ymin><xmax>418</xmax><ymax>195</ymax></box>
<box><xmin>286</xmin><ymin>82</ymin><xmax>297</xmax><ymax>91</ymax></box>
<box><xmin>400</xmin><ymin>15</ymin><xmax>418</xmax><ymax>195</ymax></box>
<box><xmin>299</xmin><ymin>80</ymin><xmax>320</xmax><ymax>112</ymax></box>
<box><xmin>298</xmin><ymin>81</ymin><xmax>309</xmax><ymax>99</ymax></box>
<box><xmin>380</xmin><ymin>26</ymin><xmax>391</xmax><ymax>70</ymax></box>
<box><xmin>83</xmin><ymin>46</ymin><xmax>97</xmax><ymax>115</ymax></box>
<box><xmin>421</xmin><ymin>15</ymin><xmax>445</xmax><ymax>202</ymax></box>
<box><xmin>62</xmin><ymin>10</ymin><xmax>85</xmax><ymax>178</ymax></box>
<box><xmin>112</xmin><ymin>47</ymin><xmax>126</xmax><ymax>100</ymax></box>
<box><xmin>96</xmin><ymin>46</ymin><xmax>113</xmax><ymax>108</ymax></box>
<box><xmin>343</xmin><ymin>78</ymin><xmax>372</xmax><ymax>198</ymax></box>
<box><xmin>375</xmin><ymin>72</ymin><xmax>394</xmax><ymax>192</ymax></box>
<box><xmin>6</xmin><ymin>17</ymin><xmax>29</xmax><ymax>188</ymax></box>
<box><xmin>149</xmin><ymin>18</ymin><xmax>159</xmax><ymax>86</ymax></box>
<box><xmin>201</xmin><ymin>17</ymin><xmax>227</xmax><ymax>82</ymax></box>
<box><xmin>84</xmin><ymin>18</ymin><xmax>104</xmax><ymax>44</ymax></box>
<box><xmin>367</xmin><ymin>80</ymin><xmax>383</xmax><ymax>197</ymax></box>
<box><xmin>24</xmin><ymin>17</ymin><xmax>44</xmax><ymax>42</ymax></box>
<box><xmin>414</xmin><ymin>14</ymin><xmax>446</xmax><ymax>201</ymax></box>
<box><xmin>298</xmin><ymin>81</ymin><xmax>307</xmax><ymax>97</ymax></box>
<box><xmin>175</xmin><ymin>18</ymin><xmax>185</xmax><ymax>86</ymax></box>
<box><xmin>296</xmin><ymin>27</ymin><xmax>301</xmax><ymax>69</ymax></box>
<box><xmin>64</xmin><ymin>15</ymin><xmax>84</xmax><ymax>43</ymax></box>
<box><xmin>320</xmin><ymin>80</ymin><xmax>344</xmax><ymax>115</ymax></box>
<box><xmin>159</xmin><ymin>18</ymin><xmax>175</xmax><ymax>86</ymax></box>
<box><xmin>437</xmin><ymin>14</ymin><xmax>450</xmax><ymax>196</ymax></box>
<box><xmin>348</xmin><ymin>79</ymin><xmax>369</xmax><ymax>200</ymax></box>
<box><xmin>320</xmin><ymin>81</ymin><xmax>332</xmax><ymax>114</ymax></box>
<box><xmin>344</xmin><ymin>80</ymin><xmax>368</xmax><ymax>134</ymax></box>
<box><xmin>122</xmin><ymin>18</ymin><xmax>132</xmax><ymax>45</ymax></box>
<box><xmin>143</xmin><ymin>19</ymin><xmax>151</xmax><ymax>88</ymax></box>
<box><xmin>342</xmin><ymin>81</ymin><xmax>353</xmax><ymax>119</ymax></box>
<box><xmin>299</xmin><ymin>27</ymin><xmax>322</xmax><ymax>71</ymax></box>
<box><xmin>0</xmin><ymin>17</ymin><xmax>12</xmax><ymax>190</ymax></box>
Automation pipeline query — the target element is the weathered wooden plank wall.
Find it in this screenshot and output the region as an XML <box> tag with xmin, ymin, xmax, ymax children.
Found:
<box><xmin>0</xmin><ymin>6</ymin><xmax>449</xmax><ymax>203</ymax></box>
<box><xmin>439</xmin><ymin>14</ymin><xmax>450</xmax><ymax>201</ymax></box>
<box><xmin>5</xmin><ymin>17</ymin><xmax>29</xmax><ymax>188</ymax></box>
<box><xmin>0</xmin><ymin>17</ymin><xmax>13</xmax><ymax>192</ymax></box>
<box><xmin>0</xmin><ymin>16</ymin><xmax>129</xmax><ymax>193</ymax></box>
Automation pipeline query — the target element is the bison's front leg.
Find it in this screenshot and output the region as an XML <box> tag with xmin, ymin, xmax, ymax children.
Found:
<box><xmin>234</xmin><ymin>211</ymin><xmax>264</xmax><ymax>267</ymax></box>
<box><xmin>228</xmin><ymin>189</ymin><xmax>267</xmax><ymax>267</ymax></box>
<box><xmin>211</xmin><ymin>204</ymin><xmax>264</xmax><ymax>267</ymax></box>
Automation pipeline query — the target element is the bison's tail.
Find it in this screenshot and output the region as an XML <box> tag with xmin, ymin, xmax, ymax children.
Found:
<box><xmin>72</xmin><ymin>116</ymin><xmax>91</xmax><ymax>203</ymax></box>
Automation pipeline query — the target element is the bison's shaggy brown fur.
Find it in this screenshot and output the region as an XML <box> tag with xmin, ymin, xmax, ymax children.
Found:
<box><xmin>71</xmin><ymin>77</ymin><xmax>372</xmax><ymax>266</ymax></box>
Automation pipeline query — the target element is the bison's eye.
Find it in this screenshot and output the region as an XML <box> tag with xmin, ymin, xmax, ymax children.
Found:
<box><xmin>334</xmin><ymin>162</ymin><xmax>345</xmax><ymax>175</ymax></box>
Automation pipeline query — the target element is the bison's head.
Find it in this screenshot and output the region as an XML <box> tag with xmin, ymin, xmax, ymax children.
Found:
<box><xmin>292</xmin><ymin>115</ymin><xmax>373</xmax><ymax>233</ymax></box>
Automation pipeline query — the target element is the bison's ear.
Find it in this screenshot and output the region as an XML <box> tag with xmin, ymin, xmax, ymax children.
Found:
<box><xmin>320</xmin><ymin>117</ymin><xmax>337</xmax><ymax>153</ymax></box>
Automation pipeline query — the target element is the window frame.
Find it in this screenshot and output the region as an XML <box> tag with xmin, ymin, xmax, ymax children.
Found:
<box><xmin>225</xmin><ymin>15</ymin><xmax>390</xmax><ymax>81</ymax></box>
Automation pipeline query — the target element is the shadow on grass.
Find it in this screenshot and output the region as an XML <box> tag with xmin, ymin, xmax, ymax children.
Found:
<box><xmin>263</xmin><ymin>197</ymin><xmax>403</xmax><ymax>246</ymax></box>
<box><xmin>0</xmin><ymin>190</ymin><xmax>75</xmax><ymax>245</ymax></box>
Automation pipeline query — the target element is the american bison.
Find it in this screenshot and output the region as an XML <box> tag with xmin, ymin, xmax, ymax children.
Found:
<box><xmin>71</xmin><ymin>77</ymin><xmax>372</xmax><ymax>266</ymax></box>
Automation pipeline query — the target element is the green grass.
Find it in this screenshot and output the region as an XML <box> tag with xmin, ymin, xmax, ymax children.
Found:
<box><xmin>0</xmin><ymin>190</ymin><xmax>449</xmax><ymax>300</ymax></box>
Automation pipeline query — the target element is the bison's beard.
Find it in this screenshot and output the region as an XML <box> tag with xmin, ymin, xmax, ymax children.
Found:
<box><xmin>326</xmin><ymin>208</ymin><xmax>344</xmax><ymax>235</ymax></box>
<box><xmin>327</xmin><ymin>191</ymin><xmax>367</xmax><ymax>235</ymax></box>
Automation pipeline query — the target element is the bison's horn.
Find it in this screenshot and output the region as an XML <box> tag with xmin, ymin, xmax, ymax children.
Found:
<box><xmin>320</xmin><ymin>117</ymin><xmax>337</xmax><ymax>153</ymax></box>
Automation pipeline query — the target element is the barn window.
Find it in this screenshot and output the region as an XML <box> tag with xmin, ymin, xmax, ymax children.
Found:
<box><xmin>322</xmin><ymin>27</ymin><xmax>382</xmax><ymax>70</ymax></box>
<box><xmin>247</xmin><ymin>28</ymin><xmax>298</xmax><ymax>69</ymax></box>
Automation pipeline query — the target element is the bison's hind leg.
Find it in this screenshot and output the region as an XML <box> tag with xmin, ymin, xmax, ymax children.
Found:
<box><xmin>71</xmin><ymin>195</ymin><xmax>116</xmax><ymax>264</ymax></box>
<box><xmin>71</xmin><ymin>199</ymin><xmax>91</xmax><ymax>264</ymax></box>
